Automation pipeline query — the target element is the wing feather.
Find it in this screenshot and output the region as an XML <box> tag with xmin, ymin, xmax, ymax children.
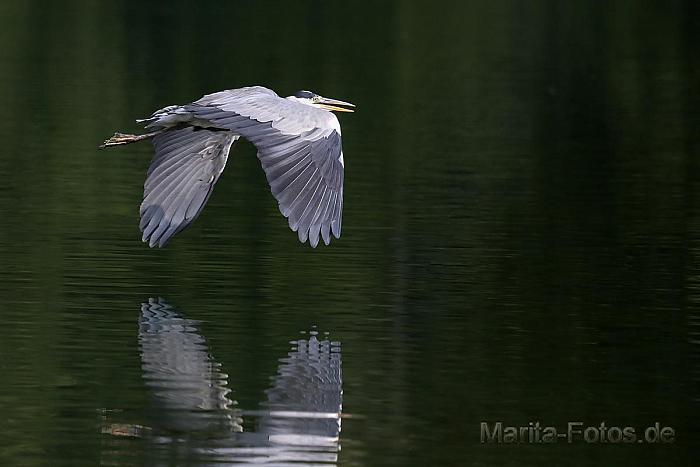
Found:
<box><xmin>294</xmin><ymin>178</ymin><xmax>324</xmax><ymax>233</ymax></box>
<box><xmin>139</xmin><ymin>127</ymin><xmax>237</xmax><ymax>247</ymax></box>
<box><xmin>278</xmin><ymin>166</ymin><xmax>318</xmax><ymax>209</ymax></box>
<box><xmin>182</xmin><ymin>91</ymin><xmax>345</xmax><ymax>247</ymax></box>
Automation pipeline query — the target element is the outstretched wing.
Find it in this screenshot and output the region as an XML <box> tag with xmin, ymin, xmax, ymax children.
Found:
<box><xmin>184</xmin><ymin>88</ymin><xmax>345</xmax><ymax>247</ymax></box>
<box><xmin>140</xmin><ymin>127</ymin><xmax>238</xmax><ymax>247</ymax></box>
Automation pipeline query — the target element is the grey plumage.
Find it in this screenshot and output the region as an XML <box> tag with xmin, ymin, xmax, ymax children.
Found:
<box><xmin>140</xmin><ymin>127</ymin><xmax>238</xmax><ymax>247</ymax></box>
<box><xmin>103</xmin><ymin>86</ymin><xmax>351</xmax><ymax>248</ymax></box>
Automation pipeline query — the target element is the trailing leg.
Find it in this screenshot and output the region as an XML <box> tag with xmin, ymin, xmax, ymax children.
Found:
<box><xmin>99</xmin><ymin>131</ymin><xmax>159</xmax><ymax>149</ymax></box>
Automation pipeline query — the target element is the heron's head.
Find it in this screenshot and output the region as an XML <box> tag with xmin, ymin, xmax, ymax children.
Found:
<box><xmin>288</xmin><ymin>90</ymin><xmax>355</xmax><ymax>113</ymax></box>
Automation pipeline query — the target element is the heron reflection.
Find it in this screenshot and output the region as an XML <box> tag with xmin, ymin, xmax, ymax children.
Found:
<box><xmin>139</xmin><ymin>298</ymin><xmax>241</xmax><ymax>435</ymax></box>
<box><xmin>102</xmin><ymin>298</ymin><xmax>343</xmax><ymax>466</ymax></box>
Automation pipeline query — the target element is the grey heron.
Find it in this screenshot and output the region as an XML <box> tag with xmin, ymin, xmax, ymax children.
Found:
<box><xmin>101</xmin><ymin>86</ymin><xmax>354</xmax><ymax>248</ymax></box>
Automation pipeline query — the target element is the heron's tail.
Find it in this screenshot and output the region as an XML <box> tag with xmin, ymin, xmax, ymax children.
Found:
<box><xmin>99</xmin><ymin>131</ymin><xmax>158</xmax><ymax>149</ymax></box>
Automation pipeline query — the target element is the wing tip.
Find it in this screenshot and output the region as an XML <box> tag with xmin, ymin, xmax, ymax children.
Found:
<box><xmin>142</xmin><ymin>233</ymin><xmax>169</xmax><ymax>248</ymax></box>
<box><xmin>295</xmin><ymin>224</ymin><xmax>340</xmax><ymax>248</ymax></box>
<box><xmin>321</xmin><ymin>224</ymin><xmax>331</xmax><ymax>245</ymax></box>
<box><xmin>297</xmin><ymin>226</ymin><xmax>309</xmax><ymax>244</ymax></box>
<box><xmin>331</xmin><ymin>220</ymin><xmax>342</xmax><ymax>239</ymax></box>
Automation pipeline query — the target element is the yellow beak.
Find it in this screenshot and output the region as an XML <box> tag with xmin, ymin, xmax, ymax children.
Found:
<box><xmin>317</xmin><ymin>97</ymin><xmax>355</xmax><ymax>113</ymax></box>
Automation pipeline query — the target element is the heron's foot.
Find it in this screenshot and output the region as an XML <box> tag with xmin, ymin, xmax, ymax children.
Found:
<box><xmin>99</xmin><ymin>132</ymin><xmax>155</xmax><ymax>149</ymax></box>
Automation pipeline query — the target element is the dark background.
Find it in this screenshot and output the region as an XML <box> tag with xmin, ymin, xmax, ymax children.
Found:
<box><xmin>0</xmin><ymin>1</ymin><xmax>698</xmax><ymax>465</ymax></box>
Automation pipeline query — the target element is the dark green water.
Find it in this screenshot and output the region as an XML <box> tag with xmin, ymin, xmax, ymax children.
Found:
<box><xmin>0</xmin><ymin>1</ymin><xmax>698</xmax><ymax>466</ymax></box>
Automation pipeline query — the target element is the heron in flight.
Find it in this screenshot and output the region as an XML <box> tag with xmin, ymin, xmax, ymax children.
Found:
<box><xmin>101</xmin><ymin>86</ymin><xmax>354</xmax><ymax>248</ymax></box>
